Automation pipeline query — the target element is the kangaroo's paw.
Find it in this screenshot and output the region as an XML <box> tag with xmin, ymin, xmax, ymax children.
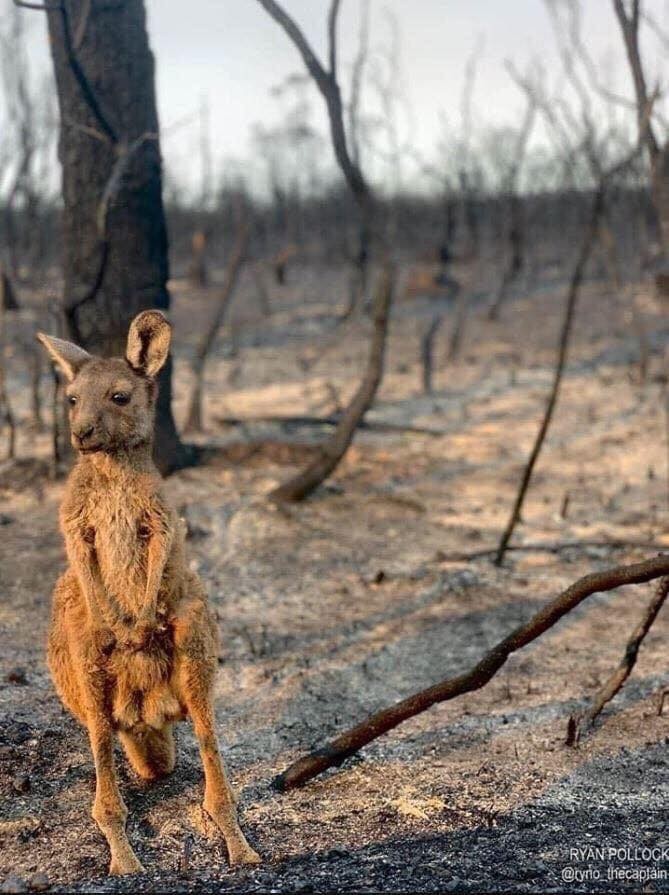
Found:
<box><xmin>227</xmin><ymin>838</ymin><xmax>262</xmax><ymax>866</ymax></box>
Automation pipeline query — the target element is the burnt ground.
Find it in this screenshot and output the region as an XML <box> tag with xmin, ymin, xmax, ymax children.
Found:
<box><xmin>1</xmin><ymin>263</ymin><xmax>668</xmax><ymax>893</ymax></box>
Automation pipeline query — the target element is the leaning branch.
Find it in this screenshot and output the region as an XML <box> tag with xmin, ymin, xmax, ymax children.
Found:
<box><xmin>566</xmin><ymin>574</ymin><xmax>669</xmax><ymax>744</ymax></box>
<box><xmin>494</xmin><ymin>185</ymin><xmax>604</xmax><ymax>565</ymax></box>
<box><xmin>274</xmin><ymin>553</ymin><xmax>669</xmax><ymax>791</ymax></box>
<box><xmin>494</xmin><ymin>136</ymin><xmax>643</xmax><ymax>566</ymax></box>
<box><xmin>269</xmin><ymin>265</ymin><xmax>394</xmax><ymax>503</ymax></box>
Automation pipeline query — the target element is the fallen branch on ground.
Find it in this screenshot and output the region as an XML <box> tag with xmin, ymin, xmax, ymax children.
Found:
<box><xmin>566</xmin><ymin>575</ymin><xmax>669</xmax><ymax>745</ymax></box>
<box><xmin>274</xmin><ymin>553</ymin><xmax>669</xmax><ymax>791</ymax></box>
<box><xmin>438</xmin><ymin>540</ymin><xmax>669</xmax><ymax>562</ymax></box>
<box><xmin>215</xmin><ymin>414</ymin><xmax>445</xmax><ymax>437</ymax></box>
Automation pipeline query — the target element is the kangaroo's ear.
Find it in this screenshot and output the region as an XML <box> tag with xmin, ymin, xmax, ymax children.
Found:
<box><xmin>36</xmin><ymin>333</ymin><xmax>92</xmax><ymax>382</ymax></box>
<box><xmin>126</xmin><ymin>310</ymin><xmax>171</xmax><ymax>378</ymax></box>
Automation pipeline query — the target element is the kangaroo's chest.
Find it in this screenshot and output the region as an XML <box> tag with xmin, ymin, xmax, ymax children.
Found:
<box><xmin>88</xmin><ymin>491</ymin><xmax>151</xmax><ymax>596</ymax></box>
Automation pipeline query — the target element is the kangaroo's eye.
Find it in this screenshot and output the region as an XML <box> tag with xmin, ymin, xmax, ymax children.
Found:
<box><xmin>111</xmin><ymin>392</ymin><xmax>130</xmax><ymax>406</ymax></box>
<box><xmin>67</xmin><ymin>395</ymin><xmax>77</xmax><ymax>406</ymax></box>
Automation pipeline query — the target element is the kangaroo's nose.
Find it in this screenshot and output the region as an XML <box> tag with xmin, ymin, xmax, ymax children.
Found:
<box><xmin>74</xmin><ymin>424</ymin><xmax>95</xmax><ymax>444</ymax></box>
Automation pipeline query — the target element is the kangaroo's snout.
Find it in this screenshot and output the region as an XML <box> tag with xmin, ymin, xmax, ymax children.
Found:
<box><xmin>73</xmin><ymin>423</ymin><xmax>96</xmax><ymax>447</ymax></box>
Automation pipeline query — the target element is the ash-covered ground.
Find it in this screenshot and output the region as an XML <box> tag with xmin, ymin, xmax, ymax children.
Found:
<box><xmin>1</xmin><ymin>267</ymin><xmax>668</xmax><ymax>893</ymax></box>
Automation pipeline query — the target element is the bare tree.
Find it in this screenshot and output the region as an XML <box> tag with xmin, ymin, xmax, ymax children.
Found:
<box><xmin>493</xmin><ymin>25</ymin><xmax>649</xmax><ymax>565</ymax></box>
<box><xmin>0</xmin><ymin>263</ymin><xmax>19</xmax><ymax>311</ymax></box>
<box><xmin>188</xmin><ymin>96</ymin><xmax>213</xmax><ymax>289</ymax></box>
<box><xmin>0</xmin><ymin>6</ymin><xmax>55</xmax><ymax>280</ymax></box>
<box><xmin>0</xmin><ymin>294</ymin><xmax>16</xmax><ymax>459</ymax></box>
<box><xmin>257</xmin><ymin>0</ymin><xmax>375</xmax><ymax>308</ymax></box>
<box><xmin>184</xmin><ymin>214</ymin><xmax>249</xmax><ymax>433</ymax></box>
<box><xmin>258</xmin><ymin>0</ymin><xmax>399</xmax><ymax>501</ymax></box>
<box><xmin>15</xmin><ymin>0</ymin><xmax>191</xmax><ymax>473</ymax></box>
<box><xmin>610</xmin><ymin>0</ymin><xmax>669</xmax><ymax>284</ymax></box>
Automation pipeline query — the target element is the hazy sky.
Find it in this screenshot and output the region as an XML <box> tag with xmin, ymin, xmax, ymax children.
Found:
<box><xmin>5</xmin><ymin>1</ymin><xmax>669</xmax><ymax>194</ymax></box>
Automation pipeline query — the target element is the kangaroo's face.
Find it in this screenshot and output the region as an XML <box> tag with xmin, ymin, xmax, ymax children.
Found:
<box><xmin>37</xmin><ymin>310</ymin><xmax>171</xmax><ymax>455</ymax></box>
<box><xmin>64</xmin><ymin>359</ymin><xmax>157</xmax><ymax>453</ymax></box>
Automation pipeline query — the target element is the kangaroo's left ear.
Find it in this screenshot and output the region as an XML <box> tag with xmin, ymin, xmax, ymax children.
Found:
<box><xmin>126</xmin><ymin>310</ymin><xmax>171</xmax><ymax>377</ymax></box>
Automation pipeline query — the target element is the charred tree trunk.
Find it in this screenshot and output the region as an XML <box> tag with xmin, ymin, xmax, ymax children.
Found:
<box><xmin>612</xmin><ymin>0</ymin><xmax>669</xmax><ymax>290</ymax></box>
<box><xmin>651</xmin><ymin>147</ymin><xmax>669</xmax><ymax>284</ymax></box>
<box><xmin>0</xmin><ymin>264</ymin><xmax>19</xmax><ymax>311</ymax></box>
<box><xmin>46</xmin><ymin>0</ymin><xmax>190</xmax><ymax>473</ymax></box>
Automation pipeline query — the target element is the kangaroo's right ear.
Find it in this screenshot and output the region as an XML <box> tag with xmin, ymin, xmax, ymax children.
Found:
<box><xmin>36</xmin><ymin>333</ymin><xmax>92</xmax><ymax>382</ymax></box>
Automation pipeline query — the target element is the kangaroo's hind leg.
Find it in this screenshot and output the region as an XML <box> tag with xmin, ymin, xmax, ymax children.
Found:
<box><xmin>87</xmin><ymin>708</ymin><xmax>145</xmax><ymax>875</ymax></box>
<box><xmin>49</xmin><ymin>573</ymin><xmax>143</xmax><ymax>875</ymax></box>
<box><xmin>174</xmin><ymin>592</ymin><xmax>260</xmax><ymax>866</ymax></box>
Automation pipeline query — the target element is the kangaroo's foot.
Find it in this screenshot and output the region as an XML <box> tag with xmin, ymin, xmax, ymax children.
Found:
<box><xmin>204</xmin><ymin>804</ymin><xmax>261</xmax><ymax>866</ymax></box>
<box><xmin>109</xmin><ymin>848</ymin><xmax>145</xmax><ymax>876</ymax></box>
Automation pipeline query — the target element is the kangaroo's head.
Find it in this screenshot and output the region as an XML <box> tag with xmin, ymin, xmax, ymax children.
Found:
<box><xmin>37</xmin><ymin>310</ymin><xmax>171</xmax><ymax>455</ymax></box>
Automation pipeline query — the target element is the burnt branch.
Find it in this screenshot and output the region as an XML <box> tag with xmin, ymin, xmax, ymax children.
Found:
<box><xmin>275</xmin><ymin>553</ymin><xmax>669</xmax><ymax>791</ymax></box>
<box><xmin>327</xmin><ymin>0</ymin><xmax>342</xmax><ymax>82</ymax></box>
<box><xmin>184</xmin><ymin>215</ymin><xmax>250</xmax><ymax>433</ymax></box>
<box><xmin>269</xmin><ymin>264</ymin><xmax>394</xmax><ymax>503</ymax></box>
<box><xmin>257</xmin><ymin>0</ymin><xmax>374</xmax><ymax>297</ymax></box>
<box><xmin>216</xmin><ymin>414</ymin><xmax>444</xmax><ymax>438</ymax></box>
<box><xmin>612</xmin><ymin>0</ymin><xmax>659</xmax><ymax>160</ymax></box>
<box><xmin>566</xmin><ymin>574</ymin><xmax>669</xmax><ymax>745</ymax></box>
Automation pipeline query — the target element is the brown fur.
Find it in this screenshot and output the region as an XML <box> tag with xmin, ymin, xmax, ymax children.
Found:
<box><xmin>37</xmin><ymin>311</ymin><xmax>260</xmax><ymax>875</ymax></box>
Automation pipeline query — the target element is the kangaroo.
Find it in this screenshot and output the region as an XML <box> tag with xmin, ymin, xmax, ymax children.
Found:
<box><xmin>37</xmin><ymin>310</ymin><xmax>260</xmax><ymax>875</ymax></box>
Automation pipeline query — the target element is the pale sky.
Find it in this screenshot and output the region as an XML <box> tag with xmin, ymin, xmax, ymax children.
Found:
<box><xmin>4</xmin><ymin>0</ymin><xmax>669</xmax><ymax>196</ymax></box>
